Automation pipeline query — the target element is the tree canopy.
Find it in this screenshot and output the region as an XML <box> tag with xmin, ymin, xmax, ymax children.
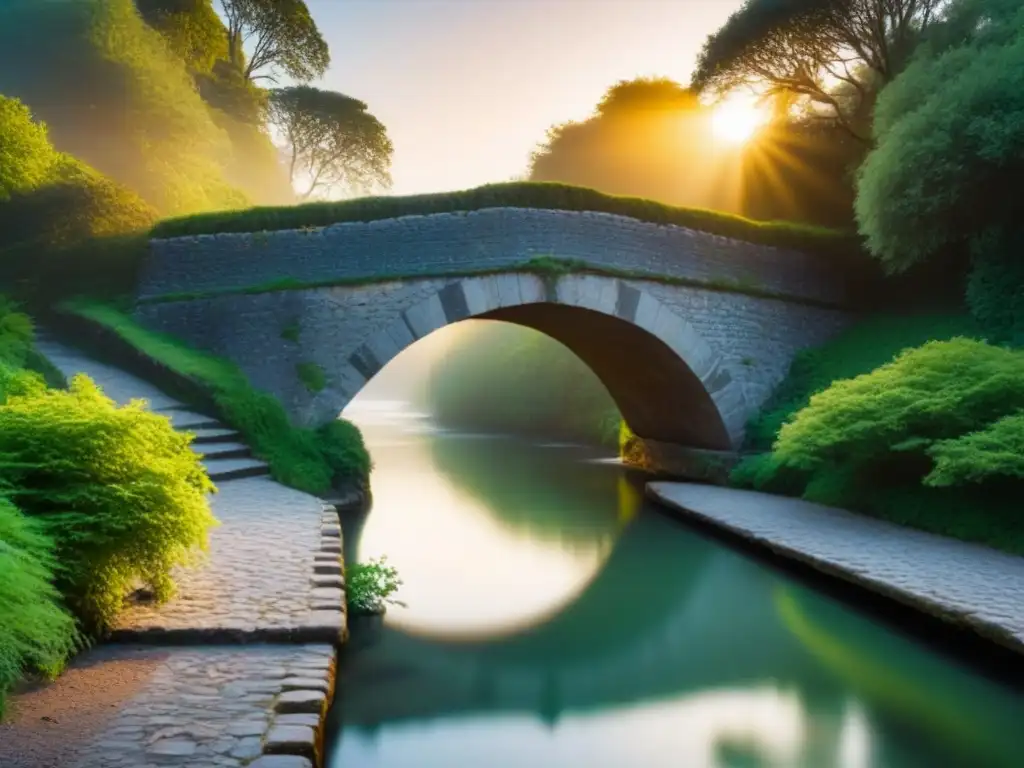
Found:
<box><xmin>854</xmin><ymin>0</ymin><xmax>1024</xmax><ymax>272</ymax></box>
<box><xmin>0</xmin><ymin>0</ymin><xmax>246</xmax><ymax>215</ymax></box>
<box><xmin>0</xmin><ymin>97</ymin><xmax>64</xmax><ymax>202</ymax></box>
<box><xmin>221</xmin><ymin>0</ymin><xmax>330</xmax><ymax>83</ymax></box>
<box><xmin>136</xmin><ymin>0</ymin><xmax>227</xmax><ymax>74</ymax></box>
<box><xmin>691</xmin><ymin>0</ymin><xmax>946</xmax><ymax>142</ymax></box>
<box><xmin>268</xmin><ymin>86</ymin><xmax>393</xmax><ymax>199</ymax></box>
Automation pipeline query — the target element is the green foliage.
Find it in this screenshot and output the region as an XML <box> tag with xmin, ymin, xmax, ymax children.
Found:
<box><xmin>692</xmin><ymin>0</ymin><xmax>939</xmax><ymax>141</ymax></box>
<box><xmin>150</xmin><ymin>181</ymin><xmax>858</xmax><ymax>256</ymax></box>
<box><xmin>965</xmin><ymin>229</ymin><xmax>1024</xmax><ymax>347</ymax></box>
<box><xmin>0</xmin><ymin>96</ymin><xmax>64</xmax><ymax>201</ymax></box>
<box><xmin>0</xmin><ymin>375</ymin><xmax>218</xmax><ymax>634</ymax></box>
<box><xmin>136</xmin><ymin>0</ymin><xmax>227</xmax><ymax>74</ymax></box>
<box><xmin>854</xmin><ymin>0</ymin><xmax>1024</xmax><ymax>272</ymax></box>
<box><xmin>62</xmin><ymin>300</ymin><xmax>371</xmax><ymax>494</ymax></box>
<box><xmin>268</xmin><ymin>86</ymin><xmax>393</xmax><ymax>200</ymax></box>
<box><xmin>927</xmin><ymin>413</ymin><xmax>1024</xmax><ymax>487</ymax></box>
<box><xmin>221</xmin><ymin>0</ymin><xmax>329</xmax><ymax>83</ymax></box>
<box><xmin>0</xmin><ymin>498</ymin><xmax>80</xmax><ymax>718</ymax></box>
<box><xmin>0</xmin><ymin>0</ymin><xmax>248</xmax><ymax>215</ymax></box>
<box><xmin>345</xmin><ymin>556</ymin><xmax>403</xmax><ymax>615</ymax></box>
<box><xmin>295</xmin><ymin>362</ymin><xmax>326</xmax><ymax>394</ymax></box>
<box><xmin>737</xmin><ymin>339</ymin><xmax>1024</xmax><ymax>554</ymax></box>
<box><xmin>425</xmin><ymin>321</ymin><xmax>621</xmax><ymax>448</ymax></box>
<box><xmin>743</xmin><ymin>313</ymin><xmax>981</xmax><ymax>451</ymax></box>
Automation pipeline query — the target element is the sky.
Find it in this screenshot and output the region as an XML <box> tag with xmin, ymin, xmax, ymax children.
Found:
<box><xmin>305</xmin><ymin>0</ymin><xmax>744</xmax><ymax>196</ymax></box>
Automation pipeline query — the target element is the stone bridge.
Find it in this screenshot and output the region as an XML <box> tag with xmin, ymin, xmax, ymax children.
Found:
<box><xmin>135</xmin><ymin>207</ymin><xmax>855</xmax><ymax>451</ymax></box>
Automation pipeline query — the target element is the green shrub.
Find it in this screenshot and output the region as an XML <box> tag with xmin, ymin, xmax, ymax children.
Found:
<box><xmin>0</xmin><ymin>96</ymin><xmax>64</xmax><ymax>201</ymax></box>
<box><xmin>296</xmin><ymin>362</ymin><xmax>326</xmax><ymax>393</ymax></box>
<box><xmin>150</xmin><ymin>180</ymin><xmax>860</xmax><ymax>255</ymax></box>
<box><xmin>0</xmin><ymin>375</ymin><xmax>217</xmax><ymax>634</ymax></box>
<box><xmin>737</xmin><ymin>339</ymin><xmax>1024</xmax><ymax>554</ymax></box>
<box><xmin>62</xmin><ymin>300</ymin><xmax>371</xmax><ymax>495</ymax></box>
<box><xmin>743</xmin><ymin>314</ymin><xmax>981</xmax><ymax>451</ymax></box>
<box><xmin>0</xmin><ymin>498</ymin><xmax>79</xmax><ymax>718</ymax></box>
<box><xmin>345</xmin><ymin>556</ymin><xmax>403</xmax><ymax>615</ymax></box>
<box><xmin>966</xmin><ymin>229</ymin><xmax>1024</xmax><ymax>347</ymax></box>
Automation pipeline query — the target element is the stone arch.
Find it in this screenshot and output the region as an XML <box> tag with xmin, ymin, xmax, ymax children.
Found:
<box><xmin>305</xmin><ymin>273</ymin><xmax>748</xmax><ymax>450</ymax></box>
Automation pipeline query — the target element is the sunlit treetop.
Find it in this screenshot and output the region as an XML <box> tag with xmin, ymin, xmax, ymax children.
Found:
<box><xmin>0</xmin><ymin>96</ymin><xmax>63</xmax><ymax>202</ymax></box>
<box><xmin>691</xmin><ymin>0</ymin><xmax>946</xmax><ymax>143</ymax></box>
<box><xmin>220</xmin><ymin>0</ymin><xmax>329</xmax><ymax>83</ymax></box>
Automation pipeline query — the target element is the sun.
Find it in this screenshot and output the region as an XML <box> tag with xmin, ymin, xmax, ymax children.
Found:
<box><xmin>711</xmin><ymin>95</ymin><xmax>769</xmax><ymax>145</ymax></box>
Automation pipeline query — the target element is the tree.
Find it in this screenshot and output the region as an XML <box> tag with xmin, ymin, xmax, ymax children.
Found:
<box><xmin>220</xmin><ymin>0</ymin><xmax>329</xmax><ymax>83</ymax></box>
<box><xmin>268</xmin><ymin>86</ymin><xmax>392</xmax><ymax>200</ymax></box>
<box><xmin>854</xmin><ymin>0</ymin><xmax>1024</xmax><ymax>272</ymax></box>
<box><xmin>0</xmin><ymin>0</ymin><xmax>246</xmax><ymax>215</ymax></box>
<box><xmin>691</xmin><ymin>0</ymin><xmax>946</xmax><ymax>143</ymax></box>
<box><xmin>136</xmin><ymin>0</ymin><xmax>227</xmax><ymax>74</ymax></box>
<box><xmin>528</xmin><ymin>78</ymin><xmax>735</xmax><ymax>211</ymax></box>
<box><xmin>0</xmin><ymin>96</ymin><xmax>63</xmax><ymax>201</ymax></box>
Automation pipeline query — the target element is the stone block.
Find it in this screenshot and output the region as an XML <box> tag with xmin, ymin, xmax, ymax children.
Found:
<box><xmin>248</xmin><ymin>756</ymin><xmax>313</xmax><ymax>768</ymax></box>
<box><xmin>275</xmin><ymin>689</ymin><xmax>327</xmax><ymax>715</ymax></box>
<box><xmin>281</xmin><ymin>676</ymin><xmax>330</xmax><ymax>693</ymax></box>
<box><xmin>263</xmin><ymin>724</ymin><xmax>317</xmax><ymax>759</ymax></box>
<box><xmin>274</xmin><ymin>713</ymin><xmax>322</xmax><ymax>728</ymax></box>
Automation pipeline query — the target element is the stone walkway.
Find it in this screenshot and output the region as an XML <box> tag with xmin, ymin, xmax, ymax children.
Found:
<box><xmin>0</xmin><ymin>334</ymin><xmax>353</xmax><ymax>767</ymax></box>
<box><xmin>648</xmin><ymin>482</ymin><xmax>1024</xmax><ymax>655</ymax></box>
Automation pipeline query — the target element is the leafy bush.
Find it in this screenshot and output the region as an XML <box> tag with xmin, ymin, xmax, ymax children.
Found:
<box><xmin>737</xmin><ymin>339</ymin><xmax>1024</xmax><ymax>554</ymax></box>
<box><xmin>965</xmin><ymin>229</ymin><xmax>1024</xmax><ymax>347</ymax></box>
<box><xmin>0</xmin><ymin>498</ymin><xmax>79</xmax><ymax>718</ymax></box>
<box><xmin>743</xmin><ymin>313</ymin><xmax>981</xmax><ymax>451</ymax></box>
<box><xmin>62</xmin><ymin>300</ymin><xmax>371</xmax><ymax>495</ymax></box>
<box><xmin>150</xmin><ymin>180</ymin><xmax>859</xmax><ymax>256</ymax></box>
<box><xmin>854</xmin><ymin>0</ymin><xmax>1024</xmax><ymax>272</ymax></box>
<box><xmin>0</xmin><ymin>375</ymin><xmax>218</xmax><ymax>634</ymax></box>
<box><xmin>0</xmin><ymin>96</ymin><xmax>64</xmax><ymax>201</ymax></box>
<box><xmin>345</xmin><ymin>556</ymin><xmax>403</xmax><ymax>615</ymax></box>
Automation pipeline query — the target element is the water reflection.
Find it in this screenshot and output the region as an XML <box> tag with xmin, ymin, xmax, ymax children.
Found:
<box><xmin>327</xmin><ymin>401</ymin><xmax>1024</xmax><ymax>768</ymax></box>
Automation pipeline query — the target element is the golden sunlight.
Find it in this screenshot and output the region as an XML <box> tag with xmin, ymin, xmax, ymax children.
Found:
<box><xmin>711</xmin><ymin>94</ymin><xmax>769</xmax><ymax>145</ymax></box>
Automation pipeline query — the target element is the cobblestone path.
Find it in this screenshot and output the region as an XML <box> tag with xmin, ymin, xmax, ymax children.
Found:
<box><xmin>0</xmin><ymin>333</ymin><xmax>352</xmax><ymax>767</ymax></box>
<box><xmin>648</xmin><ymin>482</ymin><xmax>1024</xmax><ymax>655</ymax></box>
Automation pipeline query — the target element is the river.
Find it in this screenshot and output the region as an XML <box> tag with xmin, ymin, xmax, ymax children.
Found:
<box><xmin>324</xmin><ymin>400</ymin><xmax>1024</xmax><ymax>768</ymax></box>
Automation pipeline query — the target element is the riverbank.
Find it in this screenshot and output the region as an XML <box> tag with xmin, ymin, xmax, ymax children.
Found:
<box><xmin>0</xmin><ymin>338</ymin><xmax>350</xmax><ymax>768</ymax></box>
<box><xmin>648</xmin><ymin>483</ymin><xmax>1024</xmax><ymax>657</ymax></box>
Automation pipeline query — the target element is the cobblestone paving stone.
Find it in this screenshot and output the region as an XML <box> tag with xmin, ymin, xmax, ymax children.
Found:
<box><xmin>71</xmin><ymin>644</ymin><xmax>333</xmax><ymax>768</ymax></box>
<box><xmin>112</xmin><ymin>480</ymin><xmax>344</xmax><ymax>642</ymax></box>
<box><xmin>648</xmin><ymin>482</ymin><xmax>1024</xmax><ymax>654</ymax></box>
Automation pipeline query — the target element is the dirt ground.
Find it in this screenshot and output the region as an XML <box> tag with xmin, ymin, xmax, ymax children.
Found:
<box><xmin>0</xmin><ymin>646</ymin><xmax>169</xmax><ymax>768</ymax></box>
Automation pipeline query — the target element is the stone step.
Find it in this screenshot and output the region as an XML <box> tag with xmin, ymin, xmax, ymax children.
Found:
<box><xmin>191</xmin><ymin>441</ymin><xmax>252</xmax><ymax>460</ymax></box>
<box><xmin>204</xmin><ymin>457</ymin><xmax>271</xmax><ymax>482</ymax></box>
<box><xmin>189</xmin><ymin>427</ymin><xmax>243</xmax><ymax>444</ymax></box>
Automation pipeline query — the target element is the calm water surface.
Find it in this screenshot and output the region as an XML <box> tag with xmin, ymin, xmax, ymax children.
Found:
<box><xmin>325</xmin><ymin>400</ymin><xmax>1024</xmax><ymax>768</ymax></box>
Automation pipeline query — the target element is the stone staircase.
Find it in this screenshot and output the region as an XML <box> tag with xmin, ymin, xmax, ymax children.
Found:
<box><xmin>35</xmin><ymin>330</ymin><xmax>271</xmax><ymax>484</ymax></box>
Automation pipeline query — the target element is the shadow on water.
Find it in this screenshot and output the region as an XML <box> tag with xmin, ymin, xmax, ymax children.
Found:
<box><xmin>328</xmin><ymin>411</ymin><xmax>1024</xmax><ymax>768</ymax></box>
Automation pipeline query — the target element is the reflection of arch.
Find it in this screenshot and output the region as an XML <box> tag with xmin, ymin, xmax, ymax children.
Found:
<box><xmin>306</xmin><ymin>274</ymin><xmax>748</xmax><ymax>449</ymax></box>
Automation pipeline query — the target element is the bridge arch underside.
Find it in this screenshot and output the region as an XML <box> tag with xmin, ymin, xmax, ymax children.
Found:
<box><xmin>336</xmin><ymin>274</ymin><xmax>747</xmax><ymax>450</ymax></box>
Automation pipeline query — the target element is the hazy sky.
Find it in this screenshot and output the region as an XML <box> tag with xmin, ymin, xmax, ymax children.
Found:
<box><xmin>305</xmin><ymin>0</ymin><xmax>743</xmax><ymax>196</ymax></box>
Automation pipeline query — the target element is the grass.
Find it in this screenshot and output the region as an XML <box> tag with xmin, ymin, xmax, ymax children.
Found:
<box><xmin>138</xmin><ymin>256</ymin><xmax>848</xmax><ymax>310</ymax></box>
<box><xmin>59</xmin><ymin>299</ymin><xmax>370</xmax><ymax>495</ymax></box>
<box><xmin>149</xmin><ymin>181</ymin><xmax>860</xmax><ymax>255</ymax></box>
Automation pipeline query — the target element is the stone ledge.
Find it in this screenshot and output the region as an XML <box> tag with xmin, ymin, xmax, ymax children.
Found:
<box><xmin>647</xmin><ymin>482</ymin><xmax>1024</xmax><ymax>656</ymax></box>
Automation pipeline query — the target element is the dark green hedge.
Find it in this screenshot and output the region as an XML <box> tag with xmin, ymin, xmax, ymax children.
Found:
<box><xmin>151</xmin><ymin>181</ymin><xmax>860</xmax><ymax>255</ymax></box>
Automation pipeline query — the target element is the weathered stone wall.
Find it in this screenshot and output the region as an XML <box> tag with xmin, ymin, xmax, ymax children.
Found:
<box><xmin>139</xmin><ymin>208</ymin><xmax>850</xmax><ymax>306</ymax></box>
<box><xmin>135</xmin><ymin>273</ymin><xmax>852</xmax><ymax>450</ymax></box>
